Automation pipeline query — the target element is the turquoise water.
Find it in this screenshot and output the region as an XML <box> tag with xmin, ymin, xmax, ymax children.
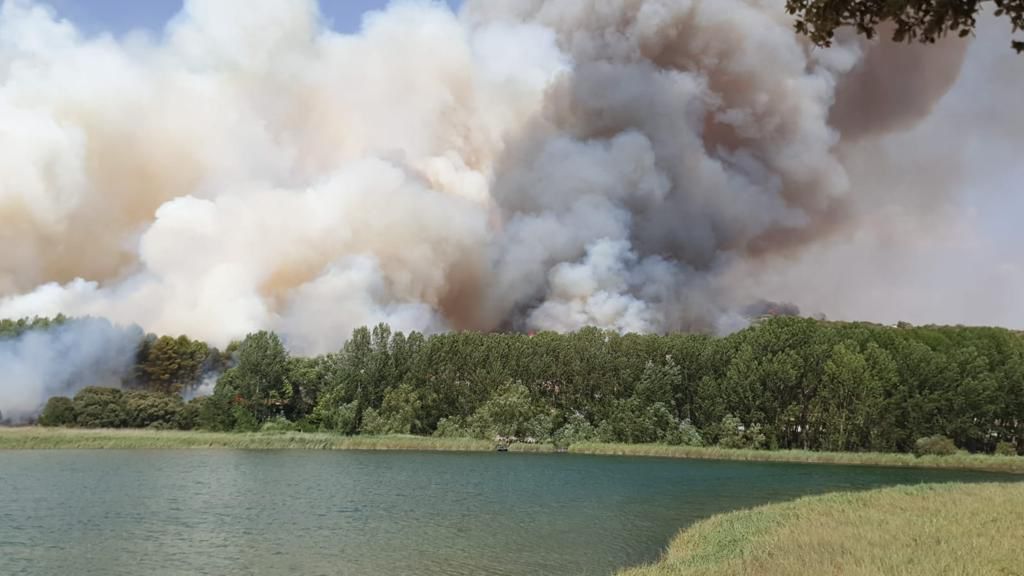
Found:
<box><xmin>0</xmin><ymin>450</ymin><xmax>1015</xmax><ymax>575</ymax></box>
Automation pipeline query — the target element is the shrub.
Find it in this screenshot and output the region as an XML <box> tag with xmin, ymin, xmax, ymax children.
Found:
<box><xmin>360</xmin><ymin>400</ymin><xmax>421</xmax><ymax>436</ymax></box>
<box><xmin>522</xmin><ymin>412</ymin><xmax>554</xmax><ymax>441</ymax></box>
<box><xmin>38</xmin><ymin>396</ymin><xmax>76</xmax><ymax>427</ymax></box>
<box><xmin>665</xmin><ymin>418</ymin><xmax>705</xmax><ymax>447</ymax></box>
<box><xmin>995</xmin><ymin>441</ymin><xmax>1018</xmax><ymax>457</ymax></box>
<box><xmin>465</xmin><ymin>381</ymin><xmax>544</xmax><ymax>439</ymax></box>
<box><xmin>375</xmin><ymin>383</ymin><xmax>422</xmax><ymax>435</ymax></box>
<box><xmin>73</xmin><ymin>387</ymin><xmax>127</xmax><ymax>428</ymax></box>
<box><xmin>312</xmin><ymin>399</ymin><xmax>358</xmax><ymax>434</ymax></box>
<box><xmin>176</xmin><ymin>398</ymin><xmax>203</xmax><ymax>430</ymax></box>
<box><xmin>596</xmin><ymin>399</ymin><xmax>692</xmax><ymax>445</ymax></box>
<box><xmin>123</xmin><ymin>391</ymin><xmax>184</xmax><ymax>429</ymax></box>
<box><xmin>291</xmin><ymin>418</ymin><xmax>319</xmax><ymax>433</ymax></box>
<box><xmin>260</xmin><ymin>416</ymin><xmax>296</xmax><ymax>434</ymax></box>
<box><xmin>552</xmin><ymin>412</ymin><xmax>598</xmax><ymax>448</ymax></box>
<box><xmin>433</xmin><ymin>416</ymin><xmax>470</xmax><ymax>438</ymax></box>
<box><xmin>914</xmin><ymin>435</ymin><xmax>958</xmax><ymax>457</ymax></box>
<box><xmin>359</xmin><ymin>407</ymin><xmax>387</xmax><ymax>435</ymax></box>
<box><xmin>716</xmin><ymin>414</ymin><xmax>766</xmax><ymax>450</ymax></box>
<box><xmin>231</xmin><ymin>405</ymin><xmax>260</xmax><ymax>432</ymax></box>
<box><xmin>195</xmin><ymin>393</ymin><xmax>236</xmax><ymax>432</ymax></box>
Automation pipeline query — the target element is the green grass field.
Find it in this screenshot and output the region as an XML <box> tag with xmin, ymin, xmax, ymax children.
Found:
<box><xmin>617</xmin><ymin>482</ymin><xmax>1024</xmax><ymax>576</ymax></box>
<box><xmin>1</xmin><ymin>427</ymin><xmax>1022</xmax><ymax>474</ymax></box>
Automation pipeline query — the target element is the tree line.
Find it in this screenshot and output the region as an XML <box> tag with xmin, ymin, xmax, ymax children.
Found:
<box><xmin>15</xmin><ymin>316</ymin><xmax>1024</xmax><ymax>456</ymax></box>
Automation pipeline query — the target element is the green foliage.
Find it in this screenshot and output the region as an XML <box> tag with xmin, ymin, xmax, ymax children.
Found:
<box><xmin>231</xmin><ymin>404</ymin><xmax>260</xmax><ymax>432</ymax></box>
<box><xmin>176</xmin><ymin>398</ymin><xmax>202</xmax><ymax>430</ymax></box>
<box><xmin>20</xmin><ymin>315</ymin><xmax>1024</xmax><ymax>459</ymax></box>
<box><xmin>0</xmin><ymin>314</ymin><xmax>69</xmax><ymax>339</ymax></box>
<box><xmin>432</xmin><ymin>416</ymin><xmax>470</xmax><ymax>438</ymax></box>
<box><xmin>666</xmin><ymin>419</ymin><xmax>704</xmax><ymax>448</ymax></box>
<box><xmin>122</xmin><ymin>391</ymin><xmax>184</xmax><ymax>429</ymax></box>
<box><xmin>260</xmin><ymin>416</ymin><xmax>297</xmax><ymax>434</ymax></box>
<box><xmin>314</xmin><ymin>399</ymin><xmax>359</xmax><ymax>434</ymax></box>
<box><xmin>636</xmin><ymin>358</ymin><xmax>679</xmax><ymax>407</ymax></box>
<box><xmin>552</xmin><ymin>412</ymin><xmax>598</xmax><ymax>448</ymax></box>
<box><xmin>358</xmin><ymin>408</ymin><xmax>387</xmax><ymax>435</ymax></box>
<box><xmin>73</xmin><ymin>387</ymin><xmax>128</xmax><ymax>428</ymax></box>
<box><xmin>224</xmin><ymin>331</ymin><xmax>291</xmax><ymax>423</ymax></box>
<box><xmin>134</xmin><ymin>335</ymin><xmax>210</xmax><ymax>395</ymax></box>
<box><xmin>598</xmin><ymin>399</ymin><xmax>681</xmax><ymax>444</ymax></box>
<box><xmin>38</xmin><ymin>397</ymin><xmax>76</xmax><ymax>427</ymax></box>
<box><xmin>374</xmin><ymin>383</ymin><xmax>423</xmax><ymax>435</ymax></box>
<box><xmin>195</xmin><ymin>389</ymin><xmax>237</xmax><ymax>432</ymax></box>
<box><xmin>465</xmin><ymin>381</ymin><xmax>548</xmax><ymax>439</ymax></box>
<box><xmin>994</xmin><ymin>441</ymin><xmax>1018</xmax><ymax>456</ymax></box>
<box><xmin>61</xmin><ymin>387</ymin><xmax>188</xmax><ymax>430</ymax></box>
<box><xmin>814</xmin><ymin>342</ymin><xmax>881</xmax><ymax>452</ymax></box>
<box><xmin>785</xmin><ymin>0</ymin><xmax>1024</xmax><ymax>54</ymax></box>
<box><xmin>715</xmin><ymin>414</ymin><xmax>767</xmax><ymax>450</ymax></box>
<box><xmin>913</xmin><ymin>435</ymin><xmax>958</xmax><ymax>457</ymax></box>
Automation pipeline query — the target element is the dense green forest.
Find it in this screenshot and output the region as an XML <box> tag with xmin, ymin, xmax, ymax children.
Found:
<box><xmin>7</xmin><ymin>316</ymin><xmax>1023</xmax><ymax>456</ymax></box>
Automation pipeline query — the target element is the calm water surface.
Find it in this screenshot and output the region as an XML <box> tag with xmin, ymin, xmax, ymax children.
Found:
<box><xmin>0</xmin><ymin>450</ymin><xmax>1016</xmax><ymax>575</ymax></box>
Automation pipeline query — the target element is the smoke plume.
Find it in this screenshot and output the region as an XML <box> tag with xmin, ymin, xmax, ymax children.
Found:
<box><xmin>0</xmin><ymin>0</ymin><xmax>1017</xmax><ymax>357</ymax></box>
<box><xmin>0</xmin><ymin>318</ymin><xmax>142</xmax><ymax>422</ymax></box>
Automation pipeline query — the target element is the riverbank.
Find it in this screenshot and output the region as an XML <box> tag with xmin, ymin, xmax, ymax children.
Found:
<box><xmin>566</xmin><ymin>442</ymin><xmax>1024</xmax><ymax>474</ymax></box>
<box><xmin>1</xmin><ymin>427</ymin><xmax>1022</xmax><ymax>473</ymax></box>
<box><xmin>0</xmin><ymin>427</ymin><xmax>500</xmax><ymax>452</ymax></box>
<box><xmin>617</xmin><ymin>482</ymin><xmax>1024</xmax><ymax>576</ymax></box>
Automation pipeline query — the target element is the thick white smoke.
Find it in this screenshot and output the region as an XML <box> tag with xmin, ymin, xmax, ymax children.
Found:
<box><xmin>0</xmin><ymin>318</ymin><xmax>143</xmax><ymax>422</ymax></box>
<box><xmin>0</xmin><ymin>0</ymin><xmax>1017</xmax><ymax>356</ymax></box>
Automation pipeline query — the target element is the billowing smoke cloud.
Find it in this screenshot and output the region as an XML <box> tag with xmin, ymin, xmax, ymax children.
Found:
<box><xmin>0</xmin><ymin>318</ymin><xmax>143</xmax><ymax>422</ymax></box>
<box><xmin>0</xmin><ymin>0</ymin><xmax>1016</xmax><ymax>356</ymax></box>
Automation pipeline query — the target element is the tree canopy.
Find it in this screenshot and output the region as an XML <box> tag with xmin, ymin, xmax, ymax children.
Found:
<box><xmin>17</xmin><ymin>315</ymin><xmax>1024</xmax><ymax>457</ymax></box>
<box><xmin>786</xmin><ymin>0</ymin><xmax>1024</xmax><ymax>52</ymax></box>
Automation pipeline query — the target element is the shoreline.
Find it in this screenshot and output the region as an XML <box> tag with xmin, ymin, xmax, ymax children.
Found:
<box><xmin>616</xmin><ymin>482</ymin><xmax>1024</xmax><ymax>576</ymax></box>
<box><xmin>1</xmin><ymin>427</ymin><xmax>1022</xmax><ymax>474</ymax></box>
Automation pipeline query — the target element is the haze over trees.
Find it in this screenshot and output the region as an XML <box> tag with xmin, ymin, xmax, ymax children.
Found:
<box><xmin>786</xmin><ymin>0</ymin><xmax>1024</xmax><ymax>52</ymax></box>
<box><xmin>10</xmin><ymin>316</ymin><xmax>1023</xmax><ymax>457</ymax></box>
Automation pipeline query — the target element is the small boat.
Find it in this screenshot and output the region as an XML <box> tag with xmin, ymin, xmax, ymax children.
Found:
<box><xmin>496</xmin><ymin>442</ymin><xmax>509</xmax><ymax>452</ymax></box>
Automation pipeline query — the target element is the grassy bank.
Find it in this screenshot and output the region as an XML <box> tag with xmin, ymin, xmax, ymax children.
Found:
<box><xmin>566</xmin><ymin>442</ymin><xmax>1024</xmax><ymax>474</ymax></box>
<box><xmin>0</xmin><ymin>427</ymin><xmax>497</xmax><ymax>452</ymax></box>
<box><xmin>1</xmin><ymin>427</ymin><xmax>1022</xmax><ymax>474</ymax></box>
<box><xmin>618</xmin><ymin>482</ymin><xmax>1024</xmax><ymax>576</ymax></box>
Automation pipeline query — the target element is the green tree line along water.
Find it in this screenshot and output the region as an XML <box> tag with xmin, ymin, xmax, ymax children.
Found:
<box><xmin>7</xmin><ymin>315</ymin><xmax>1023</xmax><ymax>457</ymax></box>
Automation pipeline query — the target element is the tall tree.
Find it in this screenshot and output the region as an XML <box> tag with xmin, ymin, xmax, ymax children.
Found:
<box><xmin>135</xmin><ymin>335</ymin><xmax>209</xmax><ymax>395</ymax></box>
<box><xmin>225</xmin><ymin>331</ymin><xmax>291</xmax><ymax>423</ymax></box>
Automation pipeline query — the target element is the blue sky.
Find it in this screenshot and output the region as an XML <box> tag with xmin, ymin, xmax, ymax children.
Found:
<box><xmin>35</xmin><ymin>0</ymin><xmax>461</xmax><ymax>35</ymax></box>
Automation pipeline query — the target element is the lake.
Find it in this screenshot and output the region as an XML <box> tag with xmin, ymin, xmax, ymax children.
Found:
<box><xmin>0</xmin><ymin>450</ymin><xmax>1016</xmax><ymax>575</ymax></box>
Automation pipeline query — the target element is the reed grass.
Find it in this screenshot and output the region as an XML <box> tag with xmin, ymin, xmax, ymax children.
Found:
<box><xmin>567</xmin><ymin>442</ymin><xmax>1024</xmax><ymax>474</ymax></box>
<box><xmin>0</xmin><ymin>427</ymin><xmax>495</xmax><ymax>452</ymax></box>
<box><xmin>617</xmin><ymin>482</ymin><xmax>1024</xmax><ymax>576</ymax></box>
<box><xmin>2</xmin><ymin>428</ymin><xmax>1022</xmax><ymax>474</ymax></box>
